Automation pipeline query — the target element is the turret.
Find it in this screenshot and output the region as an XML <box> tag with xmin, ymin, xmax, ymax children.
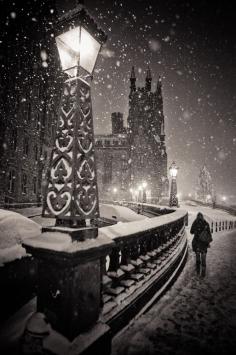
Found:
<box><xmin>130</xmin><ymin>66</ymin><xmax>136</xmax><ymax>93</ymax></box>
<box><xmin>160</xmin><ymin>121</ymin><xmax>165</xmax><ymax>141</ymax></box>
<box><xmin>145</xmin><ymin>66</ymin><xmax>152</xmax><ymax>91</ymax></box>
<box><xmin>156</xmin><ymin>75</ymin><xmax>162</xmax><ymax>96</ymax></box>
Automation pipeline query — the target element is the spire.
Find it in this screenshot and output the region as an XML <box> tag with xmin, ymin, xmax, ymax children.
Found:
<box><xmin>160</xmin><ymin>121</ymin><xmax>165</xmax><ymax>141</ymax></box>
<box><xmin>156</xmin><ymin>75</ymin><xmax>162</xmax><ymax>92</ymax></box>
<box><xmin>145</xmin><ymin>66</ymin><xmax>152</xmax><ymax>91</ymax></box>
<box><xmin>130</xmin><ymin>66</ymin><xmax>136</xmax><ymax>93</ymax></box>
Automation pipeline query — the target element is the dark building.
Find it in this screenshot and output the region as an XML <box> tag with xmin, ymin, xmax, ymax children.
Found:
<box><xmin>0</xmin><ymin>0</ymin><xmax>168</xmax><ymax>205</ymax></box>
<box><xmin>0</xmin><ymin>1</ymin><xmax>61</xmax><ymax>205</ymax></box>
<box><xmin>95</xmin><ymin>67</ymin><xmax>168</xmax><ymax>202</ymax></box>
<box><xmin>111</xmin><ymin>112</ymin><xmax>125</xmax><ymax>134</ymax></box>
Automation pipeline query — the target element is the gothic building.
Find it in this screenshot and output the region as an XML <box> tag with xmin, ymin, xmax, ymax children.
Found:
<box><xmin>95</xmin><ymin>67</ymin><xmax>168</xmax><ymax>202</ymax></box>
<box><xmin>0</xmin><ymin>0</ymin><xmax>60</xmax><ymax>205</ymax></box>
<box><xmin>0</xmin><ymin>0</ymin><xmax>168</xmax><ymax>207</ymax></box>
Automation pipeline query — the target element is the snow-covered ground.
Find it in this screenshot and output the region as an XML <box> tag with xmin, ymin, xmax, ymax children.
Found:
<box><xmin>0</xmin><ymin>204</ymin><xmax>236</xmax><ymax>354</ymax></box>
<box><xmin>111</xmin><ymin>205</ymin><xmax>236</xmax><ymax>355</ymax></box>
<box><xmin>0</xmin><ymin>209</ymin><xmax>41</xmax><ymax>266</ymax></box>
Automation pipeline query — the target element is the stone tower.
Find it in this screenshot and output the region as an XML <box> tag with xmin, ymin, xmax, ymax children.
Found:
<box><xmin>127</xmin><ymin>67</ymin><xmax>168</xmax><ymax>201</ymax></box>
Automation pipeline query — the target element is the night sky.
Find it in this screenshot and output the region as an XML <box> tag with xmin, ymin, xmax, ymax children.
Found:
<box><xmin>56</xmin><ymin>0</ymin><xmax>236</xmax><ymax>199</ymax></box>
<box><xmin>4</xmin><ymin>0</ymin><xmax>236</xmax><ymax>199</ymax></box>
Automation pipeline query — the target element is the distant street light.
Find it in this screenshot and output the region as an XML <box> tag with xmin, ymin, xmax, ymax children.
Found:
<box><xmin>142</xmin><ymin>181</ymin><xmax>147</xmax><ymax>203</ymax></box>
<box><xmin>169</xmin><ymin>161</ymin><xmax>179</xmax><ymax>207</ymax></box>
<box><xmin>222</xmin><ymin>196</ymin><xmax>227</xmax><ymax>202</ymax></box>
<box><xmin>113</xmin><ymin>187</ymin><xmax>118</xmax><ymax>202</ymax></box>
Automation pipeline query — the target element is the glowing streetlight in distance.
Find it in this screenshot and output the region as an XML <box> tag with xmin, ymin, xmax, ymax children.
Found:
<box><xmin>142</xmin><ymin>181</ymin><xmax>147</xmax><ymax>188</ymax></box>
<box><xmin>169</xmin><ymin>161</ymin><xmax>178</xmax><ymax>178</ymax></box>
<box><xmin>113</xmin><ymin>187</ymin><xmax>117</xmax><ymax>193</ymax></box>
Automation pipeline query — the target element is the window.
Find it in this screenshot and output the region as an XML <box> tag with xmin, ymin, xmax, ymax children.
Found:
<box><xmin>12</xmin><ymin>129</ymin><xmax>17</xmax><ymax>151</ymax></box>
<box><xmin>34</xmin><ymin>145</ymin><xmax>38</xmax><ymax>161</ymax></box>
<box><xmin>33</xmin><ymin>177</ymin><xmax>37</xmax><ymax>194</ymax></box>
<box><xmin>23</xmin><ymin>137</ymin><xmax>29</xmax><ymax>156</ymax></box>
<box><xmin>8</xmin><ymin>170</ymin><xmax>16</xmax><ymax>193</ymax></box>
<box><xmin>103</xmin><ymin>155</ymin><xmax>112</xmax><ymax>184</ymax></box>
<box><xmin>22</xmin><ymin>173</ymin><xmax>27</xmax><ymax>194</ymax></box>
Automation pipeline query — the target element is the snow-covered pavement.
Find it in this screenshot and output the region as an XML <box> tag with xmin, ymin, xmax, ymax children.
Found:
<box><xmin>111</xmin><ymin>205</ymin><xmax>236</xmax><ymax>355</ymax></box>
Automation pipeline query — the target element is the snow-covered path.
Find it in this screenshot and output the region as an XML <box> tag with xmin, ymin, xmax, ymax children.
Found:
<box><xmin>111</xmin><ymin>207</ymin><xmax>236</xmax><ymax>355</ymax></box>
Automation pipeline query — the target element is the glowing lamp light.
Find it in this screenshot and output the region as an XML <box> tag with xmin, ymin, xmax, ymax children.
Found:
<box><xmin>222</xmin><ymin>196</ymin><xmax>227</xmax><ymax>201</ymax></box>
<box><xmin>142</xmin><ymin>181</ymin><xmax>147</xmax><ymax>188</ymax></box>
<box><xmin>169</xmin><ymin>161</ymin><xmax>178</xmax><ymax>178</ymax></box>
<box><xmin>56</xmin><ymin>26</ymin><xmax>101</xmax><ymax>77</ymax></box>
<box><xmin>113</xmin><ymin>187</ymin><xmax>117</xmax><ymax>193</ymax></box>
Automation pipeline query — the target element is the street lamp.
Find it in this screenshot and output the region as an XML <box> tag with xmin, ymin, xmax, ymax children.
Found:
<box><xmin>42</xmin><ymin>4</ymin><xmax>107</xmax><ymax>238</ymax></box>
<box><xmin>22</xmin><ymin>3</ymin><xmax>113</xmax><ymax>344</ymax></box>
<box><xmin>169</xmin><ymin>161</ymin><xmax>179</xmax><ymax>207</ymax></box>
<box><xmin>113</xmin><ymin>187</ymin><xmax>118</xmax><ymax>202</ymax></box>
<box><xmin>142</xmin><ymin>181</ymin><xmax>147</xmax><ymax>203</ymax></box>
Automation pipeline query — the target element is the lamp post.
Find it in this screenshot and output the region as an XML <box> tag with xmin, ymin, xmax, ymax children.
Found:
<box><xmin>22</xmin><ymin>4</ymin><xmax>113</xmax><ymax>347</ymax></box>
<box><xmin>142</xmin><ymin>181</ymin><xmax>147</xmax><ymax>203</ymax></box>
<box><xmin>42</xmin><ymin>4</ymin><xmax>107</xmax><ymax>238</ymax></box>
<box><xmin>169</xmin><ymin>161</ymin><xmax>179</xmax><ymax>207</ymax></box>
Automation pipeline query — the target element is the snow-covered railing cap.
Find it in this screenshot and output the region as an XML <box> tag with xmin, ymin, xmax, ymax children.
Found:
<box><xmin>55</xmin><ymin>4</ymin><xmax>107</xmax><ymax>45</ymax></box>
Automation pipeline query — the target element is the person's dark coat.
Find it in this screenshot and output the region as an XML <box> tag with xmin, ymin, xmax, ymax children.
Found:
<box><xmin>190</xmin><ymin>213</ymin><xmax>212</xmax><ymax>253</ymax></box>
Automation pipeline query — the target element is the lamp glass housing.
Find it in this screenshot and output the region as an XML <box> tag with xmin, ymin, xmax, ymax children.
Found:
<box><xmin>56</xmin><ymin>26</ymin><xmax>101</xmax><ymax>77</ymax></box>
<box><xmin>169</xmin><ymin>163</ymin><xmax>178</xmax><ymax>178</ymax></box>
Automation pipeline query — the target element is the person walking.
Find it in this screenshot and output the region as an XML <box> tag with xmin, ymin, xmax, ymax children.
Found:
<box><xmin>190</xmin><ymin>212</ymin><xmax>212</xmax><ymax>276</ymax></box>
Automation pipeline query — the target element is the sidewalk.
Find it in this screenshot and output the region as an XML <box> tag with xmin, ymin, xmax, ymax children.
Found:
<box><xmin>111</xmin><ymin>223</ymin><xmax>236</xmax><ymax>355</ymax></box>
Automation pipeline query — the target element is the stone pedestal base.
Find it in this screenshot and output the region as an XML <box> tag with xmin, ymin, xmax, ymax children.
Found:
<box><xmin>23</xmin><ymin>232</ymin><xmax>114</xmax><ymax>341</ymax></box>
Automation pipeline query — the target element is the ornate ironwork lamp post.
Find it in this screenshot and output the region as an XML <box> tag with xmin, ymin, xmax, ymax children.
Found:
<box><xmin>169</xmin><ymin>161</ymin><xmax>179</xmax><ymax>207</ymax></box>
<box><xmin>42</xmin><ymin>4</ymin><xmax>107</xmax><ymax>240</ymax></box>
<box><xmin>22</xmin><ymin>4</ymin><xmax>114</xmax><ymax>348</ymax></box>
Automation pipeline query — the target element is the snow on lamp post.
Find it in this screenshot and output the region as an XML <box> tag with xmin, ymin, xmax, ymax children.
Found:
<box><xmin>22</xmin><ymin>3</ymin><xmax>113</xmax><ymax>345</ymax></box>
<box><xmin>42</xmin><ymin>4</ymin><xmax>107</xmax><ymax>239</ymax></box>
<box><xmin>169</xmin><ymin>161</ymin><xmax>179</xmax><ymax>207</ymax></box>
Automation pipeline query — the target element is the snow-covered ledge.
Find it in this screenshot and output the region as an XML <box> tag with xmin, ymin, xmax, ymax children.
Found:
<box><xmin>99</xmin><ymin>208</ymin><xmax>188</xmax><ymax>240</ymax></box>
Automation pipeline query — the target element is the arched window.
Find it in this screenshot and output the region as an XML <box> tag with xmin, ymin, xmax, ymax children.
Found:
<box><xmin>8</xmin><ymin>170</ymin><xmax>16</xmax><ymax>193</ymax></box>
